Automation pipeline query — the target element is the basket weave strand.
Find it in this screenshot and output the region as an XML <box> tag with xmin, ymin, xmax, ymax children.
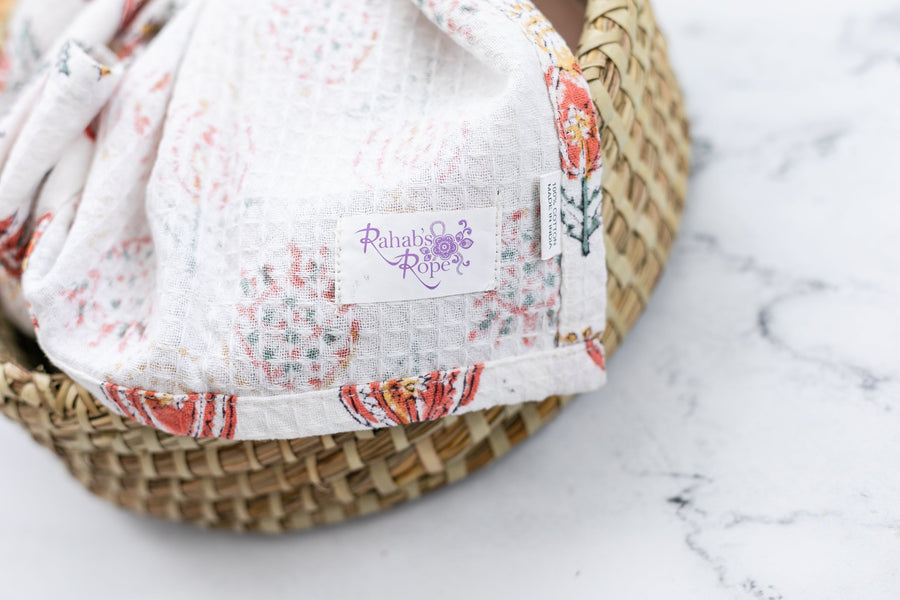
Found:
<box><xmin>0</xmin><ymin>0</ymin><xmax>690</xmax><ymax>533</ymax></box>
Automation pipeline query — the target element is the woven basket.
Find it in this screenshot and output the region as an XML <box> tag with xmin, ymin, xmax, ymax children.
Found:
<box><xmin>0</xmin><ymin>0</ymin><xmax>690</xmax><ymax>533</ymax></box>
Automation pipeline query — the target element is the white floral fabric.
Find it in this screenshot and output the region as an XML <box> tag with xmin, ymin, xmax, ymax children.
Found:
<box><xmin>0</xmin><ymin>0</ymin><xmax>606</xmax><ymax>439</ymax></box>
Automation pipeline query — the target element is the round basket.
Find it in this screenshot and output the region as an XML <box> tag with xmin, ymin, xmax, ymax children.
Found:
<box><xmin>0</xmin><ymin>0</ymin><xmax>690</xmax><ymax>533</ymax></box>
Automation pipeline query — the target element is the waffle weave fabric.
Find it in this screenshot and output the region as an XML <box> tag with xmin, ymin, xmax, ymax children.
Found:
<box><xmin>0</xmin><ymin>0</ymin><xmax>607</xmax><ymax>440</ymax></box>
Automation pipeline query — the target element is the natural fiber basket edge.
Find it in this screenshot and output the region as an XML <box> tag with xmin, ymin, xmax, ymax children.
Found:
<box><xmin>0</xmin><ymin>0</ymin><xmax>690</xmax><ymax>533</ymax></box>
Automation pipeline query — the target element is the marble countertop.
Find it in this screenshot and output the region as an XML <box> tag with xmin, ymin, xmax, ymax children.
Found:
<box><xmin>2</xmin><ymin>0</ymin><xmax>899</xmax><ymax>598</ymax></box>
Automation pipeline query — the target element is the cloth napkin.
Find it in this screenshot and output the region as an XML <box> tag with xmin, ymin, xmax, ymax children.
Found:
<box><xmin>0</xmin><ymin>0</ymin><xmax>606</xmax><ymax>439</ymax></box>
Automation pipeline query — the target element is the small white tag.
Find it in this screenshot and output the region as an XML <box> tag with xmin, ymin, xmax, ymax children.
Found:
<box><xmin>337</xmin><ymin>207</ymin><xmax>498</xmax><ymax>304</ymax></box>
<box><xmin>540</xmin><ymin>171</ymin><xmax>563</xmax><ymax>259</ymax></box>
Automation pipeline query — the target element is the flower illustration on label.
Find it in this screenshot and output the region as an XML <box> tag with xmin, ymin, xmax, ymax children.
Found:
<box><xmin>340</xmin><ymin>207</ymin><xmax>496</xmax><ymax>304</ymax></box>
<box><xmin>356</xmin><ymin>219</ymin><xmax>475</xmax><ymax>290</ymax></box>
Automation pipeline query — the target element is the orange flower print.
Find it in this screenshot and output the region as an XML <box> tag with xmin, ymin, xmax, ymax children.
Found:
<box><xmin>547</xmin><ymin>65</ymin><xmax>601</xmax><ymax>180</ymax></box>
<box><xmin>101</xmin><ymin>382</ymin><xmax>238</xmax><ymax>439</ymax></box>
<box><xmin>585</xmin><ymin>337</ymin><xmax>605</xmax><ymax>370</ymax></box>
<box><xmin>339</xmin><ymin>362</ymin><xmax>484</xmax><ymax>427</ymax></box>
<box><xmin>502</xmin><ymin>1</ymin><xmax>604</xmax><ymax>256</ymax></box>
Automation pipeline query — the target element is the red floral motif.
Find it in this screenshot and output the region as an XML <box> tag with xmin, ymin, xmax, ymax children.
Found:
<box><xmin>547</xmin><ymin>65</ymin><xmax>601</xmax><ymax>179</ymax></box>
<box><xmin>100</xmin><ymin>382</ymin><xmax>237</xmax><ymax>439</ymax></box>
<box><xmin>585</xmin><ymin>337</ymin><xmax>605</xmax><ymax>370</ymax></box>
<box><xmin>236</xmin><ymin>242</ymin><xmax>359</xmax><ymax>392</ymax></box>
<box><xmin>502</xmin><ymin>2</ymin><xmax>604</xmax><ymax>256</ymax></box>
<box><xmin>339</xmin><ymin>362</ymin><xmax>485</xmax><ymax>427</ymax></box>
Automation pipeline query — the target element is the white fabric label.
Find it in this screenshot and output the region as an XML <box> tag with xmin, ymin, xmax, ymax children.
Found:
<box><xmin>337</xmin><ymin>207</ymin><xmax>498</xmax><ymax>304</ymax></box>
<box><xmin>540</xmin><ymin>171</ymin><xmax>563</xmax><ymax>259</ymax></box>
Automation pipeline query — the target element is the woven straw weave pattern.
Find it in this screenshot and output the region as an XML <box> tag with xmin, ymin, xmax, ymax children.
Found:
<box><xmin>0</xmin><ymin>0</ymin><xmax>690</xmax><ymax>533</ymax></box>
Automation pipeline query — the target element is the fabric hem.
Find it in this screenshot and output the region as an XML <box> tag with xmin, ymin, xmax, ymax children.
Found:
<box><xmin>43</xmin><ymin>338</ymin><xmax>606</xmax><ymax>440</ymax></box>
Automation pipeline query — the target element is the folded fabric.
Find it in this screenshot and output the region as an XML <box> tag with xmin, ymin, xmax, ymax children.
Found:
<box><xmin>0</xmin><ymin>0</ymin><xmax>606</xmax><ymax>440</ymax></box>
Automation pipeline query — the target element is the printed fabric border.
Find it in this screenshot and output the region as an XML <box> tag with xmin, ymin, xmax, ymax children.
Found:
<box><xmin>42</xmin><ymin>337</ymin><xmax>606</xmax><ymax>440</ymax></box>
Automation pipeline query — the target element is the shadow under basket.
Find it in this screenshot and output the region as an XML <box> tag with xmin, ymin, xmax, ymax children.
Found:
<box><xmin>0</xmin><ymin>0</ymin><xmax>690</xmax><ymax>533</ymax></box>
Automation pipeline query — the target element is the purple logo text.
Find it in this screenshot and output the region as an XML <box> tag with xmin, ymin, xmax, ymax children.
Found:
<box><xmin>355</xmin><ymin>219</ymin><xmax>475</xmax><ymax>290</ymax></box>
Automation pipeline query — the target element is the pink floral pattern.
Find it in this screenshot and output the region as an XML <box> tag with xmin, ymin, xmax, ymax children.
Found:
<box><xmin>468</xmin><ymin>209</ymin><xmax>560</xmax><ymax>349</ymax></box>
<box><xmin>169</xmin><ymin>101</ymin><xmax>254</xmax><ymax>212</ymax></box>
<box><xmin>353</xmin><ymin>120</ymin><xmax>468</xmax><ymax>188</ymax></box>
<box><xmin>236</xmin><ymin>243</ymin><xmax>360</xmax><ymax>392</ymax></box>
<box><xmin>57</xmin><ymin>236</ymin><xmax>154</xmax><ymax>352</ymax></box>
<box><xmin>266</xmin><ymin>0</ymin><xmax>382</xmax><ymax>85</ymax></box>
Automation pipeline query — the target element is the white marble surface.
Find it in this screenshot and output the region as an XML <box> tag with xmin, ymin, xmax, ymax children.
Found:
<box><xmin>2</xmin><ymin>0</ymin><xmax>900</xmax><ymax>598</ymax></box>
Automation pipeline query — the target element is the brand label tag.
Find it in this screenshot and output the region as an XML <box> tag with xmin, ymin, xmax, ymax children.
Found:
<box><xmin>337</xmin><ymin>207</ymin><xmax>498</xmax><ymax>304</ymax></box>
<box><xmin>540</xmin><ymin>171</ymin><xmax>563</xmax><ymax>259</ymax></box>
